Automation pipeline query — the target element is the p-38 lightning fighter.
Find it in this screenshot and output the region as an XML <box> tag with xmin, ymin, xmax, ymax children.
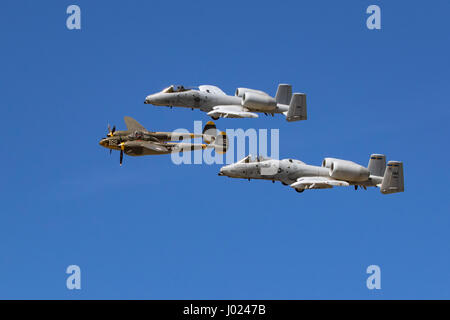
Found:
<box><xmin>99</xmin><ymin>116</ymin><xmax>227</xmax><ymax>165</ymax></box>
<box><xmin>144</xmin><ymin>84</ymin><xmax>307</xmax><ymax>122</ymax></box>
<box><xmin>218</xmin><ymin>154</ymin><xmax>404</xmax><ymax>195</ymax></box>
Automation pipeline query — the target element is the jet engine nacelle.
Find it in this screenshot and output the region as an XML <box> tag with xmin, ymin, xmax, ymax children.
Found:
<box><xmin>325</xmin><ymin>158</ymin><xmax>370</xmax><ymax>182</ymax></box>
<box><xmin>242</xmin><ymin>92</ymin><xmax>277</xmax><ymax>112</ymax></box>
<box><xmin>322</xmin><ymin>157</ymin><xmax>341</xmax><ymax>169</ymax></box>
<box><xmin>235</xmin><ymin>88</ymin><xmax>270</xmax><ymax>98</ymax></box>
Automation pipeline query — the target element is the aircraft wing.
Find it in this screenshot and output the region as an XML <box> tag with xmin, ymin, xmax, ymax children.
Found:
<box><xmin>199</xmin><ymin>85</ymin><xmax>226</xmax><ymax>95</ymax></box>
<box><xmin>290</xmin><ymin>176</ymin><xmax>349</xmax><ymax>190</ymax></box>
<box><xmin>207</xmin><ymin>105</ymin><xmax>259</xmax><ymax>119</ymax></box>
<box><xmin>124</xmin><ymin>116</ymin><xmax>147</xmax><ymax>132</ymax></box>
<box><xmin>124</xmin><ymin>140</ymin><xmax>168</xmax><ymax>153</ymax></box>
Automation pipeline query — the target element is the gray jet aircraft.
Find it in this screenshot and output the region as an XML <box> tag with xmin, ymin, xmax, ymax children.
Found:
<box><xmin>144</xmin><ymin>84</ymin><xmax>307</xmax><ymax>122</ymax></box>
<box><xmin>218</xmin><ymin>154</ymin><xmax>404</xmax><ymax>194</ymax></box>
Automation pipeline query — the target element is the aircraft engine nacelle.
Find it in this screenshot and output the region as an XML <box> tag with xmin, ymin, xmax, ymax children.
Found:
<box><xmin>326</xmin><ymin>158</ymin><xmax>370</xmax><ymax>182</ymax></box>
<box><xmin>322</xmin><ymin>157</ymin><xmax>341</xmax><ymax>169</ymax></box>
<box><xmin>235</xmin><ymin>88</ymin><xmax>270</xmax><ymax>98</ymax></box>
<box><xmin>242</xmin><ymin>92</ymin><xmax>277</xmax><ymax>112</ymax></box>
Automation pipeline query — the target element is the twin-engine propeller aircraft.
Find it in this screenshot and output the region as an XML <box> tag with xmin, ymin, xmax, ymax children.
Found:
<box><xmin>218</xmin><ymin>154</ymin><xmax>404</xmax><ymax>195</ymax></box>
<box><xmin>99</xmin><ymin>116</ymin><xmax>227</xmax><ymax>166</ymax></box>
<box><xmin>144</xmin><ymin>84</ymin><xmax>307</xmax><ymax>122</ymax></box>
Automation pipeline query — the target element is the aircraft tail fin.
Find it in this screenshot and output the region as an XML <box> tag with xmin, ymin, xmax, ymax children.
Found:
<box><xmin>285</xmin><ymin>93</ymin><xmax>307</xmax><ymax>122</ymax></box>
<box><xmin>368</xmin><ymin>154</ymin><xmax>386</xmax><ymax>177</ymax></box>
<box><xmin>202</xmin><ymin>121</ymin><xmax>217</xmax><ymax>136</ymax></box>
<box><xmin>380</xmin><ymin>161</ymin><xmax>404</xmax><ymax>194</ymax></box>
<box><xmin>275</xmin><ymin>84</ymin><xmax>292</xmax><ymax>105</ymax></box>
<box><xmin>202</xmin><ymin>121</ymin><xmax>217</xmax><ymax>144</ymax></box>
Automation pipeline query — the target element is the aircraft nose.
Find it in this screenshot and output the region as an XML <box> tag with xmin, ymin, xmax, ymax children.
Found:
<box><xmin>144</xmin><ymin>94</ymin><xmax>157</xmax><ymax>105</ymax></box>
<box><xmin>99</xmin><ymin>139</ymin><xmax>107</xmax><ymax>147</ymax></box>
<box><xmin>144</xmin><ymin>93</ymin><xmax>169</xmax><ymax>106</ymax></box>
<box><xmin>218</xmin><ymin>166</ymin><xmax>230</xmax><ymax>176</ymax></box>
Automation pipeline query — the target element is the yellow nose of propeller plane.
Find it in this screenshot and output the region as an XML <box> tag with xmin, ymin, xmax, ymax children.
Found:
<box><xmin>99</xmin><ymin>139</ymin><xmax>108</xmax><ymax>147</ymax></box>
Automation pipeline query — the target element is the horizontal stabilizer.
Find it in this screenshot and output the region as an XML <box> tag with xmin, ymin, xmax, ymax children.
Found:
<box><xmin>211</xmin><ymin>131</ymin><xmax>228</xmax><ymax>154</ymax></box>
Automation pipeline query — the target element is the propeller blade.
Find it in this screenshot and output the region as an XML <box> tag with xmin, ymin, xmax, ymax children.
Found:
<box><xmin>363</xmin><ymin>186</ymin><xmax>367</xmax><ymax>190</ymax></box>
<box><xmin>120</xmin><ymin>150</ymin><xmax>123</xmax><ymax>166</ymax></box>
<box><xmin>355</xmin><ymin>185</ymin><xmax>358</xmax><ymax>190</ymax></box>
<box><xmin>107</xmin><ymin>124</ymin><xmax>116</xmax><ymax>137</ymax></box>
<box><xmin>109</xmin><ymin>149</ymin><xmax>112</xmax><ymax>155</ymax></box>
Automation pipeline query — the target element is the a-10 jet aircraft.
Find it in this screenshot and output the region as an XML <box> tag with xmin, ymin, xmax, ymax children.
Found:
<box><xmin>144</xmin><ymin>84</ymin><xmax>307</xmax><ymax>122</ymax></box>
<box><xmin>218</xmin><ymin>154</ymin><xmax>404</xmax><ymax>195</ymax></box>
<box><xmin>99</xmin><ymin>116</ymin><xmax>227</xmax><ymax>165</ymax></box>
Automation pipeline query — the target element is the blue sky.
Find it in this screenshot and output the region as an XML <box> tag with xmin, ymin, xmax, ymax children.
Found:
<box><xmin>0</xmin><ymin>0</ymin><xmax>449</xmax><ymax>299</ymax></box>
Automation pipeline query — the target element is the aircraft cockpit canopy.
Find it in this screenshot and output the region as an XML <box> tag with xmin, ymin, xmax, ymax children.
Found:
<box><xmin>133</xmin><ymin>130</ymin><xmax>144</xmax><ymax>139</ymax></box>
<box><xmin>160</xmin><ymin>85</ymin><xmax>192</xmax><ymax>93</ymax></box>
<box><xmin>237</xmin><ymin>155</ymin><xmax>272</xmax><ymax>163</ymax></box>
<box><xmin>237</xmin><ymin>155</ymin><xmax>252</xmax><ymax>163</ymax></box>
<box><xmin>255</xmin><ymin>155</ymin><xmax>271</xmax><ymax>162</ymax></box>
